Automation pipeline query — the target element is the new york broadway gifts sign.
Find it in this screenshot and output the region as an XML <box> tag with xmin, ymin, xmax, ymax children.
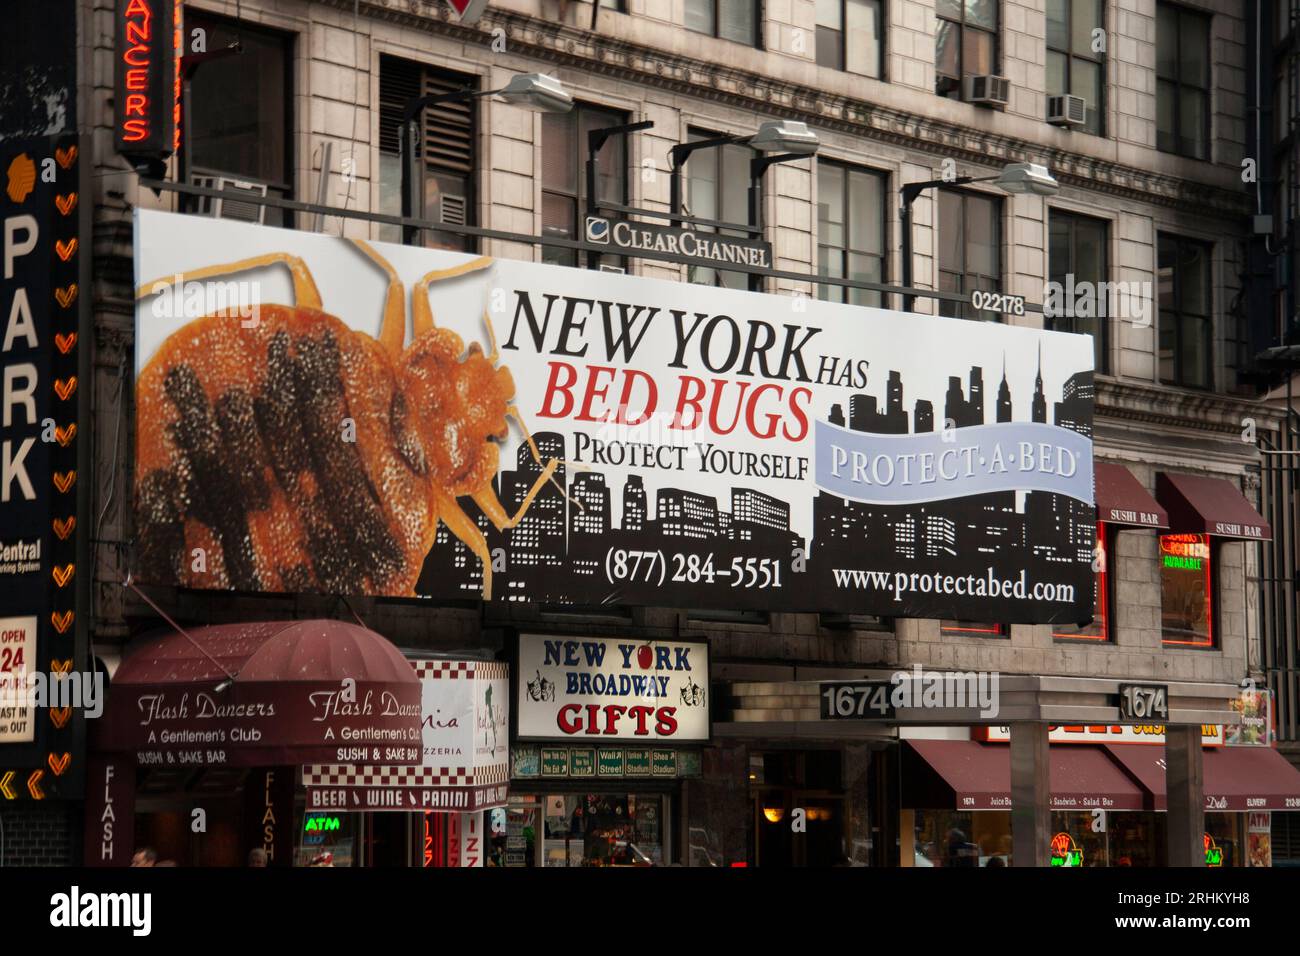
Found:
<box><xmin>131</xmin><ymin>210</ymin><xmax>1096</xmax><ymax>623</ymax></box>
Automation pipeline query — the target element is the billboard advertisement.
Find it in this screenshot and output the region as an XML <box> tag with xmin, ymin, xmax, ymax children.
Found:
<box><xmin>132</xmin><ymin>210</ymin><xmax>1095</xmax><ymax>622</ymax></box>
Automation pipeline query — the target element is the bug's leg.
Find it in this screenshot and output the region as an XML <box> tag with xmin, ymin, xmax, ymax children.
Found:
<box><xmin>136</xmin><ymin>253</ymin><xmax>323</xmax><ymax>309</ymax></box>
<box><xmin>412</xmin><ymin>256</ymin><xmax>495</xmax><ymax>338</ymax></box>
<box><xmin>435</xmin><ymin>494</ymin><xmax>495</xmax><ymax>600</ymax></box>
<box><xmin>350</xmin><ymin>240</ymin><xmax>407</xmax><ymax>359</ymax></box>
<box><xmin>472</xmin><ymin>459</ymin><xmax>559</xmax><ymax>531</ymax></box>
<box><xmin>505</xmin><ymin>403</ymin><xmax>586</xmax><ymax>504</ymax></box>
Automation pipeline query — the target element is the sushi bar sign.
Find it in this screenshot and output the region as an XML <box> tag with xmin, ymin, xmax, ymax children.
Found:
<box><xmin>516</xmin><ymin>635</ymin><xmax>710</xmax><ymax>743</ymax></box>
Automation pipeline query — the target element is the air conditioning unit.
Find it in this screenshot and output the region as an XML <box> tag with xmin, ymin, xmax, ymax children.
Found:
<box><xmin>191</xmin><ymin>173</ymin><xmax>269</xmax><ymax>224</ymax></box>
<box><xmin>964</xmin><ymin>74</ymin><xmax>1011</xmax><ymax>108</ymax></box>
<box><xmin>1047</xmin><ymin>94</ymin><xmax>1088</xmax><ymax>128</ymax></box>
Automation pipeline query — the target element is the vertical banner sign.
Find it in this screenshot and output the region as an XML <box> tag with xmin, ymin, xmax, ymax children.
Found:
<box><xmin>1</xmin><ymin>133</ymin><xmax>85</xmax><ymax>800</ymax></box>
<box><xmin>132</xmin><ymin>212</ymin><xmax>1095</xmax><ymax>623</ymax></box>
<box><xmin>241</xmin><ymin>767</ymin><xmax>295</xmax><ymax>866</ymax></box>
<box><xmin>113</xmin><ymin>0</ymin><xmax>179</xmax><ymax>158</ymax></box>
<box><xmin>83</xmin><ymin>754</ymin><xmax>135</xmax><ymax>866</ymax></box>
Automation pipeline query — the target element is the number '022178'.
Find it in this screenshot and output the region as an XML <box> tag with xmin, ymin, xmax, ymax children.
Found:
<box><xmin>971</xmin><ymin>290</ymin><xmax>1026</xmax><ymax>315</ymax></box>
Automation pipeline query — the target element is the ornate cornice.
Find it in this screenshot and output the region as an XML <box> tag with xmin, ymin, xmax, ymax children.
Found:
<box><xmin>1096</xmin><ymin>376</ymin><xmax>1282</xmax><ymax>443</ymax></box>
<box><xmin>325</xmin><ymin>0</ymin><xmax>1250</xmax><ymax>217</ymax></box>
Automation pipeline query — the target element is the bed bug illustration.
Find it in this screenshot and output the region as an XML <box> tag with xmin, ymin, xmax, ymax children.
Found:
<box><xmin>133</xmin><ymin>241</ymin><xmax>564</xmax><ymax>599</ymax></box>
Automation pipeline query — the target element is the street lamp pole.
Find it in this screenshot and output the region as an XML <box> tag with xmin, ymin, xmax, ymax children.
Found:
<box><xmin>586</xmin><ymin>120</ymin><xmax>655</xmax><ymax>269</ymax></box>
<box><xmin>401</xmin><ymin>74</ymin><xmax>573</xmax><ymax>247</ymax></box>
<box><xmin>748</xmin><ymin>152</ymin><xmax>809</xmax><ymax>293</ymax></box>
<box><xmin>899</xmin><ymin>163</ymin><xmax>1060</xmax><ymax>313</ymax></box>
<box><xmin>900</xmin><ymin>176</ymin><xmax>972</xmax><ymax>313</ymax></box>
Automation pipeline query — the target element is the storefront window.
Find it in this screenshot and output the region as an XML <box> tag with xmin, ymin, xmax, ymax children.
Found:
<box><xmin>295</xmin><ymin>811</ymin><xmax>356</xmax><ymax>867</ymax></box>
<box><xmin>1160</xmin><ymin>532</ymin><xmax>1214</xmax><ymax>647</ymax></box>
<box><xmin>1054</xmin><ymin>523</ymin><xmax>1109</xmax><ymax>641</ymax></box>
<box><xmin>495</xmin><ymin>795</ymin><xmax>539</xmax><ymax>867</ymax></box>
<box><xmin>911</xmin><ymin>809</ymin><xmax>1011</xmax><ymax>866</ymax></box>
<box><xmin>540</xmin><ymin>793</ymin><xmax>664</xmax><ymax>866</ymax></box>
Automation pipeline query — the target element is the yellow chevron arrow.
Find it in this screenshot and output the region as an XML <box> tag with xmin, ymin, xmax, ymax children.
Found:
<box><xmin>0</xmin><ymin>771</ymin><xmax>15</xmax><ymax>799</ymax></box>
<box><xmin>27</xmin><ymin>769</ymin><xmax>44</xmax><ymax>800</ymax></box>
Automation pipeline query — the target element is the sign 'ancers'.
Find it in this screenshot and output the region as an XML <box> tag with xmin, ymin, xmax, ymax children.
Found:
<box><xmin>131</xmin><ymin>210</ymin><xmax>1095</xmax><ymax>623</ymax></box>
<box><xmin>113</xmin><ymin>0</ymin><xmax>181</xmax><ymax>157</ymax></box>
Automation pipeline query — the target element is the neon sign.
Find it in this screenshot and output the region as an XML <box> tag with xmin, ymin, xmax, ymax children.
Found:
<box><xmin>303</xmin><ymin>815</ymin><xmax>340</xmax><ymax>832</ymax></box>
<box><xmin>113</xmin><ymin>0</ymin><xmax>179</xmax><ymax>157</ymax></box>
<box><xmin>1203</xmin><ymin>833</ymin><xmax>1223</xmax><ymax>867</ymax></box>
<box><xmin>1050</xmin><ymin>832</ymin><xmax>1083</xmax><ymax>867</ymax></box>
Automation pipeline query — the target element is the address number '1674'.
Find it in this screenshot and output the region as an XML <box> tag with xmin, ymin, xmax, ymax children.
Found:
<box><xmin>819</xmin><ymin>681</ymin><xmax>897</xmax><ymax>720</ymax></box>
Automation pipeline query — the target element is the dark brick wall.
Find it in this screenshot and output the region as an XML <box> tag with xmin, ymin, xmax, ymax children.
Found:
<box><xmin>0</xmin><ymin>804</ymin><xmax>78</xmax><ymax>867</ymax></box>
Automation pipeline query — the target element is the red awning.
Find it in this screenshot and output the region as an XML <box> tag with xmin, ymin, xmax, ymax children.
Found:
<box><xmin>1156</xmin><ymin>472</ymin><xmax>1271</xmax><ymax>541</ymax></box>
<box><xmin>1095</xmin><ymin>463</ymin><xmax>1168</xmax><ymax>529</ymax></box>
<box><xmin>903</xmin><ymin>740</ymin><xmax>1147</xmax><ymax>811</ymax></box>
<box><xmin>1104</xmin><ymin>744</ymin><xmax>1300</xmax><ymax>811</ymax></box>
<box><xmin>94</xmin><ymin>620</ymin><xmax>422</xmax><ymax>767</ymax></box>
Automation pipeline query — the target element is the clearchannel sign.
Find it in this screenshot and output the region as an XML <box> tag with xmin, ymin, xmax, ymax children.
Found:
<box><xmin>584</xmin><ymin>216</ymin><xmax>771</xmax><ymax>269</ymax></box>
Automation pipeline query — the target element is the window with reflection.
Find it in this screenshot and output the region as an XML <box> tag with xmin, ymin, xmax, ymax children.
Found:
<box><xmin>685</xmin><ymin>129</ymin><xmax>758</xmax><ymax>290</ymax></box>
<box><xmin>1160</xmin><ymin>532</ymin><xmax>1213</xmax><ymax>647</ymax></box>
<box><xmin>1053</xmin><ymin>523</ymin><xmax>1109</xmax><ymax>641</ymax></box>
<box><xmin>185</xmin><ymin>12</ymin><xmax>293</xmax><ymax>226</ymax></box>
<box><xmin>1157</xmin><ymin>234</ymin><xmax>1213</xmax><ymax>389</ymax></box>
<box><xmin>936</xmin><ymin>0</ymin><xmax>999</xmax><ymax>98</ymax></box>
<box><xmin>816</xmin><ymin>0</ymin><xmax>884</xmax><ymax>78</ymax></box>
<box><xmin>938</xmin><ymin>189</ymin><xmax>1003</xmax><ymax>321</ymax></box>
<box><xmin>1048</xmin><ymin>211</ymin><xmax>1109</xmax><ymax>373</ymax></box>
<box><xmin>1156</xmin><ymin>2</ymin><xmax>1211</xmax><ymax>159</ymax></box>
<box><xmin>541</xmin><ymin>103</ymin><xmax>627</xmax><ymax>267</ymax></box>
<box><xmin>1046</xmin><ymin>0</ymin><xmax>1106</xmax><ymax>135</ymax></box>
<box><xmin>685</xmin><ymin>0</ymin><xmax>760</xmax><ymax>46</ymax></box>
<box><xmin>817</xmin><ymin>161</ymin><xmax>887</xmax><ymax>307</ymax></box>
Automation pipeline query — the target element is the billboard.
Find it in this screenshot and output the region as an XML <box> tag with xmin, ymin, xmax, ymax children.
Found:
<box><xmin>132</xmin><ymin>210</ymin><xmax>1095</xmax><ymax>622</ymax></box>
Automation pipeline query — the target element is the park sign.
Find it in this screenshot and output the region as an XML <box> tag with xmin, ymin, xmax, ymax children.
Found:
<box><xmin>131</xmin><ymin>209</ymin><xmax>1095</xmax><ymax>623</ymax></box>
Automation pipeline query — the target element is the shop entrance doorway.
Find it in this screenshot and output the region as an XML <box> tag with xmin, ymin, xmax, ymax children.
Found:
<box><xmin>750</xmin><ymin>750</ymin><xmax>847</xmax><ymax>866</ymax></box>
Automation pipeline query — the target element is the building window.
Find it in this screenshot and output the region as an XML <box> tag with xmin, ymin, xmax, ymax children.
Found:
<box><xmin>1053</xmin><ymin>523</ymin><xmax>1110</xmax><ymax>641</ymax></box>
<box><xmin>1160</xmin><ymin>533</ymin><xmax>1214</xmax><ymax>647</ymax></box>
<box><xmin>1156</xmin><ymin>2</ymin><xmax>1211</xmax><ymax>159</ymax></box>
<box><xmin>815</xmin><ymin>0</ymin><xmax>884</xmax><ymax>79</ymax></box>
<box><xmin>935</xmin><ymin>0</ymin><xmax>998</xmax><ymax>98</ymax></box>
<box><xmin>1157</xmin><ymin>234</ymin><xmax>1213</xmax><ymax>389</ymax></box>
<box><xmin>937</xmin><ymin>190</ymin><xmax>1002</xmax><ymax>321</ymax></box>
<box><xmin>541</xmin><ymin>103</ymin><xmax>628</xmax><ymax>268</ymax></box>
<box><xmin>685</xmin><ymin>0</ymin><xmax>760</xmax><ymax>46</ymax></box>
<box><xmin>940</xmin><ymin>621</ymin><xmax>1008</xmax><ymax>638</ymax></box>
<box><xmin>185</xmin><ymin>12</ymin><xmax>293</xmax><ymax>226</ymax></box>
<box><xmin>600</xmin><ymin>0</ymin><xmax>625</xmax><ymax>9</ymax></box>
<box><xmin>377</xmin><ymin>56</ymin><xmax>477</xmax><ymax>250</ymax></box>
<box><xmin>817</xmin><ymin>161</ymin><xmax>886</xmax><ymax>307</ymax></box>
<box><xmin>686</xmin><ymin>130</ymin><xmax>758</xmax><ymax>289</ymax></box>
<box><xmin>1046</xmin><ymin>0</ymin><xmax>1105</xmax><ymax>135</ymax></box>
<box><xmin>1047</xmin><ymin>211</ymin><xmax>1109</xmax><ymax>373</ymax></box>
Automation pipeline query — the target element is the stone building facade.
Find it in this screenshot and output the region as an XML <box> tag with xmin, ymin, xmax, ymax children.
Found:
<box><xmin>10</xmin><ymin>0</ymin><xmax>1271</xmax><ymax>865</ymax></box>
